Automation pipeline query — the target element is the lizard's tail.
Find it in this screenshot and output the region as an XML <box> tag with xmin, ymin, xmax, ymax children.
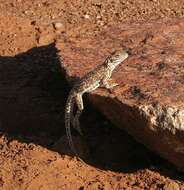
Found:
<box><xmin>65</xmin><ymin>92</ymin><xmax>78</xmax><ymax>156</ymax></box>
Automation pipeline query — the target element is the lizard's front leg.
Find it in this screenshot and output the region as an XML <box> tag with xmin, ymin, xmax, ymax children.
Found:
<box><xmin>101</xmin><ymin>73</ymin><xmax>118</xmax><ymax>89</ymax></box>
<box><xmin>102</xmin><ymin>79</ymin><xmax>118</xmax><ymax>89</ymax></box>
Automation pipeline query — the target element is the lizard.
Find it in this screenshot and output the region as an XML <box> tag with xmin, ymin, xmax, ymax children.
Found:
<box><xmin>65</xmin><ymin>50</ymin><xmax>129</xmax><ymax>156</ymax></box>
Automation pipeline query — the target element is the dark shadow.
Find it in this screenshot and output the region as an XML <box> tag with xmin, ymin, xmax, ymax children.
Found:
<box><xmin>0</xmin><ymin>43</ymin><xmax>68</xmax><ymax>139</ymax></box>
<box><xmin>79</xmin><ymin>105</ymin><xmax>184</xmax><ymax>181</ymax></box>
<box><xmin>0</xmin><ymin>43</ymin><xmax>183</xmax><ymax>182</ymax></box>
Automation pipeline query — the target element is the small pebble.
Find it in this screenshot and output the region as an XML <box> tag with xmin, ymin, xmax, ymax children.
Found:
<box><xmin>84</xmin><ymin>14</ymin><xmax>90</xmax><ymax>19</ymax></box>
<box><xmin>53</xmin><ymin>22</ymin><xmax>65</xmax><ymax>31</ymax></box>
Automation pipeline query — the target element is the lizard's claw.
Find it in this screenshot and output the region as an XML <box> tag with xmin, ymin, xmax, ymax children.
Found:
<box><xmin>109</xmin><ymin>82</ymin><xmax>118</xmax><ymax>88</ymax></box>
<box><xmin>105</xmin><ymin>82</ymin><xmax>119</xmax><ymax>89</ymax></box>
<box><xmin>103</xmin><ymin>79</ymin><xmax>119</xmax><ymax>89</ymax></box>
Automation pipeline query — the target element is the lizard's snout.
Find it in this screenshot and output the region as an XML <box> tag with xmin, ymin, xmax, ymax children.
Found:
<box><xmin>113</xmin><ymin>50</ymin><xmax>129</xmax><ymax>63</ymax></box>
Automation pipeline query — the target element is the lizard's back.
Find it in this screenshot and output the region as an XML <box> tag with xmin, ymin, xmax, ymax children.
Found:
<box><xmin>72</xmin><ymin>64</ymin><xmax>108</xmax><ymax>93</ymax></box>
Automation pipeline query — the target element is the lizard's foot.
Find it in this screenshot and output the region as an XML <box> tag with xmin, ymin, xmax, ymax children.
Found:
<box><xmin>104</xmin><ymin>82</ymin><xmax>119</xmax><ymax>89</ymax></box>
<box><xmin>108</xmin><ymin>82</ymin><xmax>118</xmax><ymax>88</ymax></box>
<box><xmin>102</xmin><ymin>79</ymin><xmax>119</xmax><ymax>89</ymax></box>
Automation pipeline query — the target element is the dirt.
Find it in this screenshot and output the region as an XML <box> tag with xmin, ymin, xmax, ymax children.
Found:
<box><xmin>0</xmin><ymin>1</ymin><xmax>184</xmax><ymax>189</ymax></box>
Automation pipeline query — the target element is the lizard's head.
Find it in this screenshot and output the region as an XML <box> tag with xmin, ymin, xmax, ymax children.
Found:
<box><xmin>105</xmin><ymin>50</ymin><xmax>128</xmax><ymax>67</ymax></box>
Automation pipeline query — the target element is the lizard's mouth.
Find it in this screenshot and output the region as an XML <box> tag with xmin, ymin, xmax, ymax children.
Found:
<box><xmin>114</xmin><ymin>53</ymin><xmax>129</xmax><ymax>65</ymax></box>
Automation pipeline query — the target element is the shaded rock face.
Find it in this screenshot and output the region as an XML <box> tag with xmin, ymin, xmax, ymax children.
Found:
<box><xmin>56</xmin><ymin>18</ymin><xmax>184</xmax><ymax>171</ymax></box>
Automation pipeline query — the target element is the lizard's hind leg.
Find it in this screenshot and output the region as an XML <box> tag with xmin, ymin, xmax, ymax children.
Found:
<box><xmin>73</xmin><ymin>81</ymin><xmax>101</xmax><ymax>135</ymax></box>
<box><xmin>73</xmin><ymin>82</ymin><xmax>100</xmax><ymax>135</ymax></box>
<box><xmin>73</xmin><ymin>109</ymin><xmax>83</xmax><ymax>135</ymax></box>
<box><xmin>72</xmin><ymin>94</ymin><xmax>84</xmax><ymax>135</ymax></box>
<box><xmin>76</xmin><ymin>93</ymin><xmax>84</xmax><ymax>110</ymax></box>
<box><xmin>70</xmin><ymin>98</ymin><xmax>77</xmax><ymax>130</ymax></box>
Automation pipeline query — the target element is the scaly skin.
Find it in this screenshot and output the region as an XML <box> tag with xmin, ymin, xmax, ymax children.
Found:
<box><xmin>65</xmin><ymin>50</ymin><xmax>129</xmax><ymax>156</ymax></box>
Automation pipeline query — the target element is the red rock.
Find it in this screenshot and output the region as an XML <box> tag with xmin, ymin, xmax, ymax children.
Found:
<box><xmin>56</xmin><ymin>18</ymin><xmax>184</xmax><ymax>171</ymax></box>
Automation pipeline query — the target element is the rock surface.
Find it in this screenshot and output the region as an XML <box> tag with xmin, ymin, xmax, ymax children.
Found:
<box><xmin>56</xmin><ymin>18</ymin><xmax>184</xmax><ymax>171</ymax></box>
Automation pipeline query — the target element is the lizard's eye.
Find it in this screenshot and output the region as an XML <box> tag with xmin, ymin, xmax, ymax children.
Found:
<box><xmin>114</xmin><ymin>55</ymin><xmax>121</xmax><ymax>60</ymax></box>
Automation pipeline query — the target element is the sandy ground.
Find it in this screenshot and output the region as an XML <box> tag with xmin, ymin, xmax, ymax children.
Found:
<box><xmin>0</xmin><ymin>1</ymin><xmax>184</xmax><ymax>189</ymax></box>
